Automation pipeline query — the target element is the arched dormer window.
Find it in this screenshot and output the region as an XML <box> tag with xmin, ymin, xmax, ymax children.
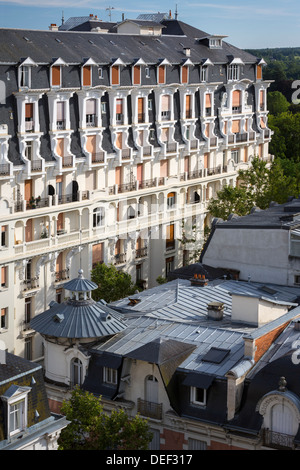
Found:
<box><xmin>71</xmin><ymin>358</ymin><xmax>83</xmax><ymax>386</ymax></box>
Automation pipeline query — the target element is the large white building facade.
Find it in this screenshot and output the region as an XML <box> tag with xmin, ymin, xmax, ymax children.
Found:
<box><xmin>0</xmin><ymin>14</ymin><xmax>272</xmax><ymax>360</ymax></box>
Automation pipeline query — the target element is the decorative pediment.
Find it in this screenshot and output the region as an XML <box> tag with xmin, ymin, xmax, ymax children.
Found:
<box><xmin>19</xmin><ymin>57</ymin><xmax>38</xmax><ymax>67</ymax></box>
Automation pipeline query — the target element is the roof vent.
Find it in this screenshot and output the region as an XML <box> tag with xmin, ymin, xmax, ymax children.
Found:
<box><xmin>49</xmin><ymin>24</ymin><xmax>58</xmax><ymax>31</ymax></box>
<box><xmin>128</xmin><ymin>298</ymin><xmax>141</xmax><ymax>306</ymax></box>
<box><xmin>207</xmin><ymin>301</ymin><xmax>224</xmax><ymax>321</ymax></box>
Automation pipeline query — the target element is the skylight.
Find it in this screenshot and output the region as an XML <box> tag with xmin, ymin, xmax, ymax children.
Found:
<box><xmin>201</xmin><ymin>347</ymin><xmax>230</xmax><ymax>364</ymax></box>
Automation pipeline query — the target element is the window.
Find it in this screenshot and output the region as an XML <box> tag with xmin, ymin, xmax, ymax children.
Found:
<box><xmin>145</xmin><ymin>67</ymin><xmax>150</xmax><ymax>78</ymax></box>
<box><xmin>188</xmin><ymin>438</ymin><xmax>207</xmax><ymax>450</ymax></box>
<box><xmin>56</xmin><ymin>101</ymin><xmax>65</xmax><ymax>129</ymax></box>
<box><xmin>228</xmin><ymin>64</ymin><xmax>240</xmax><ymax>81</ymax></box>
<box><xmin>51</xmin><ymin>65</ymin><xmax>61</xmax><ymax>87</ymax></box>
<box><xmin>165</xmin><ymin>256</ymin><xmax>174</xmax><ymax>275</ymax></box>
<box><xmin>19</xmin><ymin>66</ymin><xmax>30</xmax><ymax>88</ymax></box>
<box><xmin>158</xmin><ymin>65</ymin><xmax>166</xmax><ymax>84</ymax></box>
<box><xmin>205</xmin><ymin>94</ymin><xmax>212</xmax><ymax>116</ymax></box>
<box><xmin>167</xmin><ymin>192</ymin><xmax>175</xmax><ymax>209</ymax></box>
<box><xmin>24</xmin><ymin>297</ymin><xmax>32</xmax><ymax>325</ymax></box>
<box><xmin>116</xmin><ymin>98</ymin><xmax>123</xmax><ymax>123</ymax></box>
<box><xmin>103</xmin><ymin>367</ymin><xmax>118</xmax><ymax>385</ymax></box>
<box><xmin>1</xmin><ymin>266</ymin><xmax>7</xmax><ymax>288</ymax></box>
<box><xmin>1</xmin><ymin>225</ymin><xmax>7</xmax><ymax>247</ymax></box>
<box><xmin>71</xmin><ymin>358</ymin><xmax>83</xmax><ymax>386</ymax></box>
<box><xmin>86</xmin><ymin>99</ymin><xmax>96</xmax><ymax>127</ymax></box>
<box><xmin>24</xmin><ymin>337</ymin><xmax>32</xmax><ymax>360</ymax></box>
<box><xmin>190</xmin><ymin>386</ymin><xmax>206</xmax><ymax>406</ymax></box>
<box><xmin>161</xmin><ymin>95</ymin><xmax>171</xmax><ymax>120</ymax></box>
<box><xmin>2</xmin><ymin>386</ymin><xmax>31</xmax><ymax>437</ymax></box>
<box><xmin>231</xmin><ymin>149</ymin><xmax>239</xmax><ymax>164</ymax></box>
<box><xmin>93</xmin><ymin>207</ymin><xmax>104</xmax><ymax>227</ymax></box>
<box><xmin>25</xmin><ymin>103</ymin><xmax>34</xmax><ymax>132</ymax></box>
<box><xmin>98</xmin><ymin>67</ymin><xmax>103</xmax><ymax>79</ymax></box>
<box><xmin>1</xmin><ymin>307</ymin><xmax>8</xmax><ymax>329</ymax></box>
<box><xmin>111</xmin><ymin>65</ymin><xmax>120</xmax><ymax>85</ymax></box>
<box><xmin>82</xmin><ymin>65</ymin><xmax>91</xmax><ymax>87</ymax></box>
<box><xmin>101</xmin><ymin>101</ymin><xmax>107</xmax><ymax>114</ymax></box>
<box><xmin>200</xmin><ymin>66</ymin><xmax>207</xmax><ymax>82</ymax></box>
<box><xmin>181</xmin><ymin>65</ymin><xmax>188</xmax><ymax>84</ymax></box>
<box><xmin>25</xmin><ymin>141</ymin><xmax>33</xmax><ymax>160</ymax></box>
<box><xmin>148</xmin><ymin>98</ymin><xmax>153</xmax><ymax>111</ymax></box>
<box><xmin>56</xmin><ymin>288</ymin><xmax>63</xmax><ymax>303</ymax></box>
<box><xmin>133</xmin><ymin>65</ymin><xmax>141</xmax><ymax>85</ymax></box>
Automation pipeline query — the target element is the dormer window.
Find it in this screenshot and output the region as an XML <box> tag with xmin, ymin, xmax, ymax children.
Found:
<box><xmin>19</xmin><ymin>65</ymin><xmax>30</xmax><ymax>88</ymax></box>
<box><xmin>50</xmin><ymin>58</ymin><xmax>67</xmax><ymax>88</ymax></box>
<box><xmin>111</xmin><ymin>58</ymin><xmax>125</xmax><ymax>86</ymax></box>
<box><xmin>228</xmin><ymin>59</ymin><xmax>244</xmax><ymax>81</ymax></box>
<box><xmin>82</xmin><ymin>58</ymin><xmax>97</xmax><ymax>88</ymax></box>
<box><xmin>18</xmin><ymin>57</ymin><xmax>37</xmax><ymax>89</ymax></box>
<box><xmin>181</xmin><ymin>65</ymin><xmax>188</xmax><ymax>84</ymax></box>
<box><xmin>133</xmin><ymin>65</ymin><xmax>141</xmax><ymax>85</ymax></box>
<box><xmin>1</xmin><ymin>385</ymin><xmax>31</xmax><ymax>437</ymax></box>
<box><xmin>158</xmin><ymin>65</ymin><xmax>166</xmax><ymax>84</ymax></box>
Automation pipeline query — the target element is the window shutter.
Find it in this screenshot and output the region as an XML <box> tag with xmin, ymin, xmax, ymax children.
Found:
<box><xmin>57</xmin><ymin>212</ymin><xmax>64</xmax><ymax>231</ymax></box>
<box><xmin>184</xmin><ymin>156</ymin><xmax>189</xmax><ymax>172</ymax></box>
<box><xmin>138</xmin><ymin>97</ymin><xmax>144</xmax><ymax>115</ymax></box>
<box><xmin>161</xmin><ymin>95</ymin><xmax>170</xmax><ymax>112</ymax></box>
<box><xmin>25</xmin><ymin>103</ymin><xmax>33</xmax><ymax>118</ymax></box>
<box><xmin>232</xmin><ymin>120</ymin><xmax>241</xmax><ymax>133</ymax></box>
<box><xmin>111</xmin><ymin>65</ymin><xmax>119</xmax><ymax>85</ymax></box>
<box><xmin>181</xmin><ymin>65</ymin><xmax>188</xmax><ymax>84</ymax></box>
<box><xmin>52</xmin><ymin>66</ymin><xmax>61</xmax><ymax>86</ymax></box>
<box><xmin>92</xmin><ymin>243</ymin><xmax>104</xmax><ymax>265</ymax></box>
<box><xmin>158</xmin><ymin>65</ymin><xmax>165</xmax><ymax>84</ymax></box>
<box><xmin>56</xmin><ymin>252</ymin><xmax>63</xmax><ymax>272</ymax></box>
<box><xmin>161</xmin><ymin>127</ymin><xmax>169</xmax><ymax>142</ymax></box>
<box><xmin>260</xmin><ymin>117</ymin><xmax>266</xmax><ymax>129</ymax></box>
<box><xmin>83</xmin><ymin>66</ymin><xmax>91</xmax><ymax>86</ymax></box>
<box><xmin>232</xmin><ymin>90</ymin><xmax>241</xmax><ymax>107</ymax></box>
<box><xmin>186</xmin><ymin>95</ymin><xmax>191</xmax><ymax>115</ymax></box>
<box><xmin>115</xmin><ymin>132</ymin><xmax>122</xmax><ymax>149</ymax></box>
<box><xmin>205</xmin><ymin>94</ymin><xmax>212</xmax><ymax>108</ymax></box>
<box><xmin>1</xmin><ymin>266</ymin><xmax>6</xmax><ymax>286</ymax></box>
<box><xmin>137</xmin><ymin>163</ymin><xmax>143</xmax><ymax>182</ymax></box>
<box><xmin>133</xmin><ymin>65</ymin><xmax>141</xmax><ymax>85</ymax></box>
<box><xmin>86</xmin><ymin>99</ymin><xmax>96</xmax><ymax>114</ymax></box>
<box><xmin>86</xmin><ymin>135</ymin><xmax>96</xmax><ymax>153</ymax></box>
<box><xmin>56</xmin><ymin>101</ymin><xmax>65</xmax><ymax>121</ymax></box>
<box><xmin>56</xmin><ymin>138</ymin><xmax>64</xmax><ymax>156</ymax></box>
<box><xmin>115</xmin><ymin>166</ymin><xmax>122</xmax><ymax>185</ymax></box>
<box><xmin>166</xmin><ymin>224</ymin><xmax>174</xmax><ymax>242</ymax></box>
<box><xmin>204</xmin><ymin>153</ymin><xmax>209</xmax><ymax>169</ymax></box>
<box><xmin>257</xmin><ymin>65</ymin><xmax>262</xmax><ymax>79</ymax></box>
<box><xmin>160</xmin><ymin>159</ymin><xmax>168</xmax><ymax>177</ymax></box>
<box><xmin>116</xmin><ymin>99</ymin><xmax>123</xmax><ymax>114</ymax></box>
<box><xmin>24</xmin><ymin>179</ymin><xmax>32</xmax><ymax>201</ymax></box>
<box><xmin>25</xmin><ymin>219</ymin><xmax>32</xmax><ymax>243</ymax></box>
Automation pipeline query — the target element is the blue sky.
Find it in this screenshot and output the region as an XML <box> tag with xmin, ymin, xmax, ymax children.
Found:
<box><xmin>0</xmin><ymin>0</ymin><xmax>299</xmax><ymax>49</ymax></box>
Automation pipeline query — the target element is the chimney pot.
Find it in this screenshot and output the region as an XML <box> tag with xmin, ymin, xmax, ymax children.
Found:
<box><xmin>207</xmin><ymin>302</ymin><xmax>224</xmax><ymax>321</ymax></box>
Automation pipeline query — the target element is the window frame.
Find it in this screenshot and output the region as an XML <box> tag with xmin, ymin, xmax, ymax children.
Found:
<box><xmin>103</xmin><ymin>367</ymin><xmax>118</xmax><ymax>385</ymax></box>
<box><xmin>190</xmin><ymin>386</ymin><xmax>207</xmax><ymax>406</ymax></box>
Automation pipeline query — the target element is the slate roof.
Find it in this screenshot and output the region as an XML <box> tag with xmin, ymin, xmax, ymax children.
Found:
<box><xmin>0</xmin><ymin>20</ymin><xmax>258</xmax><ymax>66</ymax></box>
<box><xmin>0</xmin><ymin>351</ymin><xmax>41</xmax><ymax>383</ymax></box>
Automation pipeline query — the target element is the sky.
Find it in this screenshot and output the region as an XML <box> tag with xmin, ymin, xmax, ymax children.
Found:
<box><xmin>0</xmin><ymin>0</ymin><xmax>299</xmax><ymax>49</ymax></box>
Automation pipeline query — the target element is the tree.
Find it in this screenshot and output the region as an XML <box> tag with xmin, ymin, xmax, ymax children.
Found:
<box><xmin>58</xmin><ymin>387</ymin><xmax>153</xmax><ymax>450</ymax></box>
<box><xmin>208</xmin><ymin>157</ymin><xmax>300</xmax><ymax>220</ymax></box>
<box><xmin>267</xmin><ymin>91</ymin><xmax>290</xmax><ymax>115</ymax></box>
<box><xmin>91</xmin><ymin>262</ymin><xmax>138</xmax><ymax>303</ymax></box>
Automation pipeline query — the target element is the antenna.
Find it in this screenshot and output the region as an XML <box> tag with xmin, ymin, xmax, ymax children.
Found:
<box><xmin>61</xmin><ymin>11</ymin><xmax>64</xmax><ymax>25</ymax></box>
<box><xmin>106</xmin><ymin>6</ymin><xmax>115</xmax><ymax>21</ymax></box>
<box><xmin>175</xmin><ymin>4</ymin><xmax>178</xmax><ymax>20</ymax></box>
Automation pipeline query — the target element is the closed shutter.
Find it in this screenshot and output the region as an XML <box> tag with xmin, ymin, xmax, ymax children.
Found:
<box><xmin>184</xmin><ymin>156</ymin><xmax>189</xmax><ymax>173</ymax></box>
<box><xmin>24</xmin><ymin>179</ymin><xmax>32</xmax><ymax>201</ymax></box>
<box><xmin>166</xmin><ymin>224</ymin><xmax>174</xmax><ymax>242</ymax></box>
<box><xmin>133</xmin><ymin>65</ymin><xmax>141</xmax><ymax>85</ymax></box>
<box><xmin>111</xmin><ymin>65</ymin><xmax>119</xmax><ymax>85</ymax></box>
<box><xmin>232</xmin><ymin>120</ymin><xmax>241</xmax><ymax>133</ymax></box>
<box><xmin>57</xmin><ymin>212</ymin><xmax>64</xmax><ymax>231</ymax></box>
<box><xmin>1</xmin><ymin>266</ymin><xmax>6</xmax><ymax>287</ymax></box>
<box><xmin>161</xmin><ymin>95</ymin><xmax>170</xmax><ymax>112</ymax></box>
<box><xmin>116</xmin><ymin>99</ymin><xmax>123</xmax><ymax>114</ymax></box>
<box><xmin>205</xmin><ymin>123</ymin><xmax>210</xmax><ymax>137</ymax></box>
<box><xmin>83</xmin><ymin>66</ymin><xmax>91</xmax><ymax>86</ymax></box>
<box><xmin>224</xmin><ymin>121</ymin><xmax>228</xmax><ymax>135</ymax></box>
<box><xmin>138</xmin><ymin>97</ymin><xmax>144</xmax><ymax>119</ymax></box>
<box><xmin>257</xmin><ymin>65</ymin><xmax>262</xmax><ymax>80</ymax></box>
<box><xmin>232</xmin><ymin>90</ymin><xmax>241</xmax><ymax>107</ymax></box>
<box><xmin>115</xmin><ymin>239</ymin><xmax>121</xmax><ymax>255</ymax></box>
<box><xmin>137</xmin><ymin>163</ymin><xmax>143</xmax><ymax>183</ymax></box>
<box><xmin>25</xmin><ymin>219</ymin><xmax>32</xmax><ymax>242</ymax></box>
<box><xmin>52</xmin><ymin>66</ymin><xmax>61</xmax><ymax>86</ymax></box>
<box><xmin>158</xmin><ymin>65</ymin><xmax>165</xmax><ymax>84</ymax></box>
<box><xmin>186</xmin><ymin>94</ymin><xmax>191</xmax><ymax>116</ymax></box>
<box><xmin>25</xmin><ymin>103</ymin><xmax>33</xmax><ymax>118</ymax></box>
<box><xmin>92</xmin><ymin>243</ymin><xmax>104</xmax><ymax>265</ymax></box>
<box><xmin>57</xmin><ymin>101</ymin><xmax>65</xmax><ymax>121</ymax></box>
<box><xmin>137</xmin><ymin>130</ymin><xmax>143</xmax><ymax>146</ymax></box>
<box><xmin>181</xmin><ymin>65</ymin><xmax>188</xmax><ymax>84</ymax></box>
<box><xmin>204</xmin><ymin>153</ymin><xmax>209</xmax><ymax>169</ymax></box>
<box><xmin>86</xmin><ymin>135</ymin><xmax>96</xmax><ymax>153</ymax></box>
<box><xmin>56</xmin><ymin>252</ymin><xmax>63</xmax><ymax>273</ymax></box>
<box><xmin>260</xmin><ymin>117</ymin><xmax>266</xmax><ymax>129</ymax></box>
<box><xmin>115</xmin><ymin>166</ymin><xmax>122</xmax><ymax>185</ymax></box>
<box><xmin>160</xmin><ymin>159</ymin><xmax>168</xmax><ymax>177</ymax></box>
<box><xmin>205</xmin><ymin>94</ymin><xmax>212</xmax><ymax>108</ymax></box>
<box><xmin>260</xmin><ymin>90</ymin><xmax>264</xmax><ymax>107</ymax></box>
<box><xmin>56</xmin><ymin>138</ymin><xmax>64</xmax><ymax>156</ymax></box>
<box><xmin>115</xmin><ymin>132</ymin><xmax>122</xmax><ymax>149</ymax></box>
<box><xmin>86</xmin><ymin>99</ymin><xmax>96</xmax><ymax>114</ymax></box>
<box><xmin>161</xmin><ymin>127</ymin><xmax>169</xmax><ymax>142</ymax></box>
<box><xmin>244</xmin><ymin>147</ymin><xmax>248</xmax><ymax>162</ymax></box>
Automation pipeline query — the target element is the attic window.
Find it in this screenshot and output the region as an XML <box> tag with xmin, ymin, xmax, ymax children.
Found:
<box><xmin>260</xmin><ymin>286</ymin><xmax>278</xmax><ymax>295</ymax></box>
<box><xmin>202</xmin><ymin>347</ymin><xmax>230</xmax><ymax>364</ymax></box>
<box><xmin>53</xmin><ymin>313</ymin><xmax>64</xmax><ymax>323</ymax></box>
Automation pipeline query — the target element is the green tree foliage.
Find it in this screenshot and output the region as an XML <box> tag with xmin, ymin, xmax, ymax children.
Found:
<box><xmin>208</xmin><ymin>157</ymin><xmax>300</xmax><ymax>220</ymax></box>
<box><xmin>267</xmin><ymin>91</ymin><xmax>290</xmax><ymax>115</ymax></box>
<box><xmin>268</xmin><ymin>112</ymin><xmax>300</xmax><ymax>161</ymax></box>
<box><xmin>58</xmin><ymin>387</ymin><xmax>153</xmax><ymax>450</ymax></box>
<box><xmin>91</xmin><ymin>262</ymin><xmax>138</xmax><ymax>303</ymax></box>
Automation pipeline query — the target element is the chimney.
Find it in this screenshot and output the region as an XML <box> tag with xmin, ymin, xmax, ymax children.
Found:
<box><xmin>190</xmin><ymin>274</ymin><xmax>208</xmax><ymax>287</ymax></box>
<box><xmin>0</xmin><ymin>340</ymin><xmax>6</xmax><ymax>365</ymax></box>
<box><xmin>49</xmin><ymin>24</ymin><xmax>58</xmax><ymax>31</ymax></box>
<box><xmin>184</xmin><ymin>47</ymin><xmax>191</xmax><ymax>57</ymax></box>
<box><xmin>207</xmin><ymin>301</ymin><xmax>224</xmax><ymax>321</ymax></box>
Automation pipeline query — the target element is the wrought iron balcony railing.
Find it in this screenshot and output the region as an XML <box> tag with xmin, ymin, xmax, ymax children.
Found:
<box><xmin>137</xmin><ymin>398</ymin><xmax>162</xmax><ymax>420</ymax></box>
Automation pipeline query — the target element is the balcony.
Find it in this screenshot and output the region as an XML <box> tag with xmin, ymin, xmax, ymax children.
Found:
<box><xmin>263</xmin><ymin>429</ymin><xmax>295</xmax><ymax>450</ymax></box>
<box><xmin>137</xmin><ymin>398</ymin><xmax>162</xmax><ymax>420</ymax></box>
<box><xmin>58</xmin><ymin>193</ymin><xmax>78</xmax><ymax>204</ymax></box>
<box><xmin>30</xmin><ymin>159</ymin><xmax>43</xmax><ymax>172</ymax></box>
<box><xmin>139</xmin><ymin>178</ymin><xmax>156</xmax><ymax>190</ymax></box>
<box><xmin>166</xmin><ymin>142</ymin><xmax>177</xmax><ymax>153</ymax></box>
<box><xmin>26</xmin><ymin>197</ymin><xmax>50</xmax><ymax>210</ymax></box>
<box><xmin>62</xmin><ymin>155</ymin><xmax>73</xmax><ymax>168</ymax></box>
<box><xmin>25</xmin><ymin>120</ymin><xmax>34</xmax><ymax>133</ymax></box>
<box><xmin>0</xmin><ymin>163</ymin><xmax>10</xmax><ymax>176</ymax></box>
<box><xmin>92</xmin><ymin>152</ymin><xmax>104</xmax><ymax>163</ymax></box>
<box><xmin>55</xmin><ymin>269</ymin><xmax>70</xmax><ymax>283</ymax></box>
<box><xmin>114</xmin><ymin>253</ymin><xmax>126</xmax><ymax>265</ymax></box>
<box><xmin>117</xmin><ymin>182</ymin><xmax>136</xmax><ymax>194</ymax></box>
<box><xmin>86</xmin><ymin>114</ymin><xmax>97</xmax><ymax>127</ymax></box>
<box><xmin>136</xmin><ymin>247</ymin><xmax>147</xmax><ymax>259</ymax></box>
<box><xmin>138</xmin><ymin>113</ymin><xmax>145</xmax><ymax>123</ymax></box>
<box><xmin>161</xmin><ymin>111</ymin><xmax>171</xmax><ymax>121</ymax></box>
<box><xmin>22</xmin><ymin>277</ymin><xmax>39</xmax><ymax>291</ymax></box>
<box><xmin>116</xmin><ymin>113</ymin><xmax>124</xmax><ymax>125</ymax></box>
<box><xmin>56</xmin><ymin>120</ymin><xmax>66</xmax><ymax>130</ymax></box>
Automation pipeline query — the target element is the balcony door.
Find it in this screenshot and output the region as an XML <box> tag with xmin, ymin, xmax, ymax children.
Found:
<box><xmin>145</xmin><ymin>375</ymin><xmax>158</xmax><ymax>404</ymax></box>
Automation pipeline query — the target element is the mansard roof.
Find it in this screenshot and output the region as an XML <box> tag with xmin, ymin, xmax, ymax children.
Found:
<box><xmin>0</xmin><ymin>20</ymin><xmax>258</xmax><ymax>66</ymax></box>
